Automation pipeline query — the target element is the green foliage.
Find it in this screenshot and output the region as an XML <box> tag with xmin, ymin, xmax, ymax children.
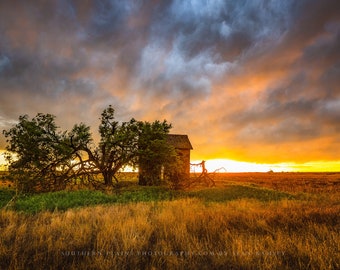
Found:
<box><xmin>2</xmin><ymin>114</ymin><xmax>75</xmax><ymax>192</ymax></box>
<box><xmin>96</xmin><ymin>106</ymin><xmax>140</xmax><ymax>185</ymax></box>
<box><xmin>68</xmin><ymin>123</ymin><xmax>92</xmax><ymax>147</ymax></box>
<box><xmin>6</xmin><ymin>184</ymin><xmax>296</xmax><ymax>214</ymax></box>
<box><xmin>13</xmin><ymin>190</ymin><xmax>113</xmax><ymax>213</ymax></box>
<box><xmin>12</xmin><ymin>187</ymin><xmax>179</xmax><ymax>213</ymax></box>
<box><xmin>164</xmin><ymin>156</ymin><xmax>186</xmax><ymax>189</ymax></box>
<box><xmin>0</xmin><ymin>189</ymin><xmax>15</xmax><ymax>208</ymax></box>
<box><xmin>115</xmin><ymin>186</ymin><xmax>179</xmax><ymax>203</ymax></box>
<box><xmin>137</xmin><ymin>120</ymin><xmax>177</xmax><ymax>186</ymax></box>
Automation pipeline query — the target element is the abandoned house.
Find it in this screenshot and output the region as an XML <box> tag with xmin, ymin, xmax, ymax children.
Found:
<box><xmin>138</xmin><ymin>133</ymin><xmax>193</xmax><ymax>185</ymax></box>
<box><xmin>166</xmin><ymin>134</ymin><xmax>193</xmax><ymax>178</ymax></box>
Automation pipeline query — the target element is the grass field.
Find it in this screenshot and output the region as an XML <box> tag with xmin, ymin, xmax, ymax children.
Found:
<box><xmin>0</xmin><ymin>172</ymin><xmax>339</xmax><ymax>269</ymax></box>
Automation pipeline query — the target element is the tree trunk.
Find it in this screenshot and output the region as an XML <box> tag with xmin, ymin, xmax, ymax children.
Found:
<box><xmin>103</xmin><ymin>171</ymin><xmax>113</xmax><ymax>186</ymax></box>
<box><xmin>138</xmin><ymin>173</ymin><xmax>147</xmax><ymax>186</ymax></box>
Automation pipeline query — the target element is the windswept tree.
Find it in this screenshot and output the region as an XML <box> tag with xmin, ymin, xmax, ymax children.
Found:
<box><xmin>3</xmin><ymin>105</ymin><xmax>179</xmax><ymax>192</ymax></box>
<box><xmin>3</xmin><ymin>106</ymin><xmax>140</xmax><ymax>191</ymax></box>
<box><xmin>69</xmin><ymin>106</ymin><xmax>140</xmax><ymax>186</ymax></box>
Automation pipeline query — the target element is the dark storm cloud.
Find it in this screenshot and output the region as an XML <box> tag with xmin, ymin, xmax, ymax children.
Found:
<box><xmin>0</xmin><ymin>0</ymin><xmax>339</xmax><ymax>164</ymax></box>
<box><xmin>0</xmin><ymin>1</ymin><xmax>114</xmax><ymax>117</ymax></box>
<box><xmin>129</xmin><ymin>0</ymin><xmax>306</xmax><ymax>121</ymax></box>
<box><xmin>85</xmin><ymin>0</ymin><xmax>133</xmax><ymax>41</ymax></box>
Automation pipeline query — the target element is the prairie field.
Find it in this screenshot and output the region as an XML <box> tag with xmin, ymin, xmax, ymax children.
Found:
<box><xmin>0</xmin><ymin>172</ymin><xmax>339</xmax><ymax>270</ymax></box>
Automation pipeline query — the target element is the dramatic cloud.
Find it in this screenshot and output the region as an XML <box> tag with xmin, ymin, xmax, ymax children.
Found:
<box><xmin>1</xmin><ymin>0</ymin><xmax>339</xmax><ymax>168</ymax></box>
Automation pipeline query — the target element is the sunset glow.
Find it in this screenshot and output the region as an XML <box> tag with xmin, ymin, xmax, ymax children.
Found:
<box><xmin>1</xmin><ymin>150</ymin><xmax>339</xmax><ymax>173</ymax></box>
<box><xmin>192</xmin><ymin>159</ymin><xmax>340</xmax><ymax>173</ymax></box>
<box><xmin>193</xmin><ymin>159</ymin><xmax>286</xmax><ymax>173</ymax></box>
<box><xmin>0</xmin><ymin>1</ymin><xmax>339</xmax><ymax>172</ymax></box>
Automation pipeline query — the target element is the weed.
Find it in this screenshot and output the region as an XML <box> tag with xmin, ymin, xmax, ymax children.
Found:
<box><xmin>0</xmin><ymin>189</ymin><xmax>15</xmax><ymax>208</ymax></box>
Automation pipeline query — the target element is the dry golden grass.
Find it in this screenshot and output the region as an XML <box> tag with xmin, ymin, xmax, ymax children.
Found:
<box><xmin>1</xmin><ymin>197</ymin><xmax>339</xmax><ymax>269</ymax></box>
<box><xmin>1</xmin><ymin>172</ymin><xmax>339</xmax><ymax>269</ymax></box>
<box><xmin>212</xmin><ymin>172</ymin><xmax>340</xmax><ymax>193</ymax></box>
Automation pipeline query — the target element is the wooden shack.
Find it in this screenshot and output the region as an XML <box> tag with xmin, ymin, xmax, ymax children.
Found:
<box><xmin>166</xmin><ymin>134</ymin><xmax>193</xmax><ymax>178</ymax></box>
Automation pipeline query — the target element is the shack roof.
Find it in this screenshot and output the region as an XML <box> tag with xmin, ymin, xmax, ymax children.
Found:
<box><xmin>167</xmin><ymin>134</ymin><xmax>193</xmax><ymax>150</ymax></box>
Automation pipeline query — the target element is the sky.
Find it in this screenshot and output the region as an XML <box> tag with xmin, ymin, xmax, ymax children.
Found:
<box><xmin>0</xmin><ymin>0</ymin><xmax>340</xmax><ymax>172</ymax></box>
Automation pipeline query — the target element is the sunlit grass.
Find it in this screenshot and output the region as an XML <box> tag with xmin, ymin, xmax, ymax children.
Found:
<box><xmin>0</xmin><ymin>173</ymin><xmax>339</xmax><ymax>269</ymax></box>
<box><xmin>1</xmin><ymin>198</ymin><xmax>339</xmax><ymax>270</ymax></box>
